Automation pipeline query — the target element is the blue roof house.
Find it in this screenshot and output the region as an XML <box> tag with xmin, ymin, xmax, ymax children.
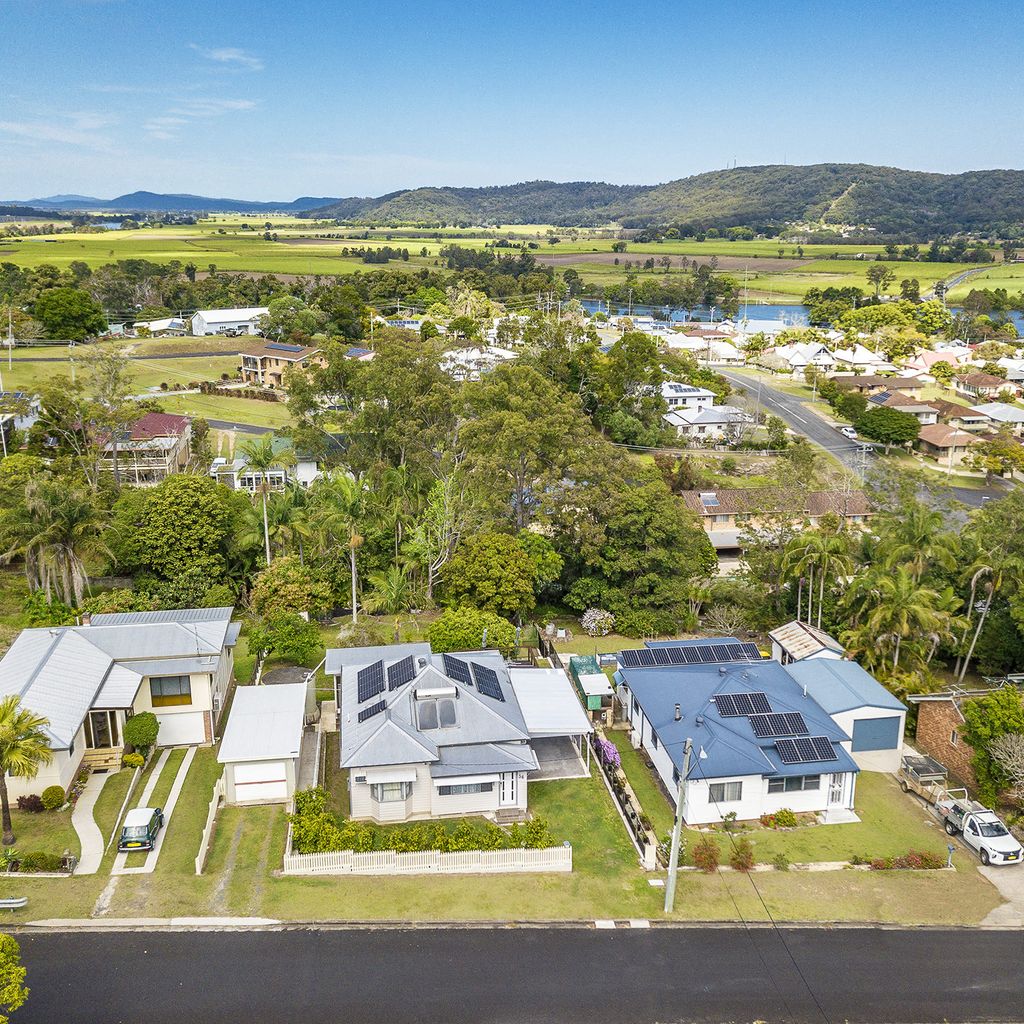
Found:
<box><xmin>615</xmin><ymin>639</ymin><xmax>865</xmax><ymax>825</ymax></box>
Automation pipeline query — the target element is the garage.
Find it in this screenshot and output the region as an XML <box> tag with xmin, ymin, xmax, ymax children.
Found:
<box><xmin>218</xmin><ymin>683</ymin><xmax>306</xmax><ymax>805</ymax></box>
<box><xmin>156</xmin><ymin>710</ymin><xmax>207</xmax><ymax>746</ymax></box>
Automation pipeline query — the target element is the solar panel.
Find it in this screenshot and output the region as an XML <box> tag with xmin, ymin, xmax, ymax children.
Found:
<box><xmin>740</xmin><ymin>642</ymin><xmax>762</xmax><ymax>660</ymax></box>
<box><xmin>666</xmin><ymin>646</ymin><xmax>687</xmax><ymax>665</ymax></box>
<box><xmin>266</xmin><ymin>342</ymin><xmax>305</xmax><ymax>353</ymax></box>
<box><xmin>387</xmin><ymin>655</ymin><xmax>415</xmax><ymax>690</ymax></box>
<box><xmin>636</xmin><ymin>648</ymin><xmax>657</xmax><ymax>667</ymax></box>
<box><xmin>357</xmin><ymin>661</ymin><xmax>385</xmax><ymax>703</ymax></box>
<box><xmin>442</xmin><ymin>654</ymin><xmax>473</xmax><ymax>685</ymax></box>
<box><xmin>357</xmin><ymin>699</ymin><xmax>386</xmax><ymax>723</ymax></box>
<box><xmin>681</xmin><ymin>646</ymin><xmax>702</xmax><ymax>664</ymax></box>
<box><xmin>749</xmin><ymin>712</ymin><xmax>809</xmax><ymax>738</ymax></box>
<box><xmin>776</xmin><ymin>735</ymin><xmax>838</xmax><ymax>764</ymax></box>
<box><xmin>711</xmin><ymin>643</ymin><xmax>734</xmax><ymax>661</ymax></box>
<box><xmin>696</xmin><ymin>645</ymin><xmax>717</xmax><ymax>664</ymax></box>
<box><xmin>619</xmin><ymin>649</ymin><xmax>642</xmax><ymax>668</ymax></box>
<box><xmin>715</xmin><ymin>692</ymin><xmax>772</xmax><ymax>717</ymax></box>
<box><xmin>473</xmin><ymin>663</ymin><xmax>504</xmax><ymax>701</ymax></box>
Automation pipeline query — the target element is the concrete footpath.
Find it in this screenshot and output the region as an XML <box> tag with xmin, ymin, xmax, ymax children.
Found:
<box><xmin>71</xmin><ymin>773</ymin><xmax>110</xmax><ymax>875</ymax></box>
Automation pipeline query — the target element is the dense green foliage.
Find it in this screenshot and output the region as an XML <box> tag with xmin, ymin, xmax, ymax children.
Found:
<box><xmin>122</xmin><ymin>712</ymin><xmax>159</xmax><ymax>753</ymax></box>
<box><xmin>427</xmin><ymin>607</ymin><xmax>517</xmax><ymax>656</ymax></box>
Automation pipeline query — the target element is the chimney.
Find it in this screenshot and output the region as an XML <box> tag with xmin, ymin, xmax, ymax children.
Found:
<box><xmin>674</xmin><ymin>704</ymin><xmax>681</xmax><ymax>722</ymax></box>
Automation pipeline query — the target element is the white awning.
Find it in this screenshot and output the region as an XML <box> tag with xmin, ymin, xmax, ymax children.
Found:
<box><xmin>362</xmin><ymin>767</ymin><xmax>418</xmax><ymax>784</ymax></box>
<box><xmin>431</xmin><ymin>774</ymin><xmax>500</xmax><ymax>788</ymax></box>
<box><xmin>507</xmin><ymin>668</ymin><xmax>594</xmax><ymax>738</ymax></box>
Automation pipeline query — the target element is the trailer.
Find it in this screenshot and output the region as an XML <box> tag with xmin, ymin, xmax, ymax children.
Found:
<box><xmin>896</xmin><ymin>754</ymin><xmax>948</xmax><ymax>804</ymax></box>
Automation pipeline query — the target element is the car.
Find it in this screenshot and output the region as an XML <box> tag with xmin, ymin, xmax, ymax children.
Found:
<box><xmin>840</xmin><ymin>426</ymin><xmax>858</xmax><ymax>440</ymax></box>
<box><xmin>118</xmin><ymin>806</ymin><xmax>164</xmax><ymax>852</ymax></box>
<box><xmin>939</xmin><ymin>797</ymin><xmax>1023</xmax><ymax>866</ymax></box>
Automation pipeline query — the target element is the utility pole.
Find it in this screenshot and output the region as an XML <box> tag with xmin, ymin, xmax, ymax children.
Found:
<box><xmin>6</xmin><ymin>307</ymin><xmax>12</xmax><ymax>371</ymax></box>
<box><xmin>664</xmin><ymin>737</ymin><xmax>693</xmax><ymax>914</ymax></box>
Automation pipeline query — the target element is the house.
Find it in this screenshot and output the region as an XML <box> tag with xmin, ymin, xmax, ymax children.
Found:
<box><xmin>902</xmin><ymin>348</ymin><xmax>970</xmax><ymax>376</ymax></box>
<box><xmin>344</xmin><ymin>346</ymin><xmax>375</xmax><ymax>362</ymax></box>
<box><xmin>0</xmin><ymin>391</ymin><xmax>41</xmax><ymax>455</ymax></box>
<box><xmin>680</xmin><ymin>488</ymin><xmax>872</xmax><ymax>564</ymax></box>
<box><xmin>831</xmin><ymin>374</ymin><xmax>925</xmax><ymax>396</ymax></box>
<box><xmin>663</xmin><ymin>405</ymin><xmax>752</xmax><ymax>441</ymax></box>
<box><xmin>786</xmin><ymin>660</ymin><xmax>906</xmax><ymax>773</ymax></box>
<box><xmin>929</xmin><ymin>399</ymin><xmax>992</xmax><ymax>432</ymax></box>
<box><xmin>762</xmin><ymin>341</ymin><xmax>836</xmax><ymax>376</ymax></box>
<box><xmin>832</xmin><ymin>345</ymin><xmax>894</xmax><ymax>374</ymax></box>
<box><xmin>614</xmin><ymin>639</ymin><xmax>865</xmax><ymax>825</ymax></box>
<box><xmin>211</xmin><ymin>436</ymin><xmax>295</xmax><ymax>492</ymax></box>
<box><xmin>217</xmin><ymin>683</ymin><xmax>307</xmax><ymax>805</ymax></box>
<box><xmin>440</xmin><ymin>345</ymin><xmax>518</xmax><ymax>382</ymax></box>
<box><xmin>906</xmin><ymin>686</ymin><xmax>1020</xmax><ymax>788</ymax></box>
<box><xmin>915</xmin><ymin>423</ymin><xmax>981</xmax><ymax>465</ymax></box>
<box><xmin>0</xmin><ymin>607</ymin><xmax>239</xmax><ymax>798</ymax></box>
<box><xmin>328</xmin><ymin>644</ymin><xmax>591</xmax><ymax>824</ymax></box>
<box><xmin>955</xmin><ymin>371</ymin><xmax>1021</xmax><ymax>401</ymax></box>
<box><xmin>241</xmin><ymin>341</ymin><xmax>325</xmax><ymax>388</ymax></box>
<box><xmin>970</xmin><ymin>402</ymin><xmax>1024</xmax><ymax>436</ymax></box>
<box><xmin>661</xmin><ymin>381</ymin><xmax>716</xmax><ymax>411</ymax></box>
<box><xmin>996</xmin><ymin>357</ymin><xmax>1024</xmax><ymax>383</ymax></box>
<box><xmin>191</xmin><ymin>307</ymin><xmax>269</xmax><ymax>337</ymax></box>
<box><xmin>99</xmin><ymin>411</ymin><xmax>192</xmax><ymax>485</ymax></box>
<box><xmin>769</xmin><ymin>621</ymin><xmax>845</xmax><ymax>665</ymax></box>
<box><xmin>131</xmin><ymin>317</ymin><xmax>186</xmax><ymax>337</ymax></box>
<box><xmin>867</xmin><ymin>391</ymin><xmax>939</xmax><ymax>425</ymax></box>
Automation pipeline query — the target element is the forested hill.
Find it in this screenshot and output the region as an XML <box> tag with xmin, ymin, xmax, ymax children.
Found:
<box><xmin>304</xmin><ymin>164</ymin><xmax>1024</xmax><ymax>234</ymax></box>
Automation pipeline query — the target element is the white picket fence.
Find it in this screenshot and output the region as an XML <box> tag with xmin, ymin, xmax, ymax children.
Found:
<box><xmin>194</xmin><ymin>777</ymin><xmax>226</xmax><ymax>875</ymax></box>
<box><xmin>282</xmin><ymin>826</ymin><xmax>572</xmax><ymax>876</ymax></box>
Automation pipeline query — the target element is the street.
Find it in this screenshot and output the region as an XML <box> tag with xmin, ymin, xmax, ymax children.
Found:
<box><xmin>719</xmin><ymin>369</ymin><xmax>1008</xmax><ymax>509</ymax></box>
<box><xmin>15</xmin><ymin>926</ymin><xmax>1024</xmax><ymax>1023</ymax></box>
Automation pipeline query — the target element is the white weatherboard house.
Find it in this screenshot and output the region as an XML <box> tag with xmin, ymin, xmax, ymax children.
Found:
<box><xmin>614</xmin><ymin>638</ymin><xmax>904</xmax><ymax>825</ymax></box>
<box><xmin>328</xmin><ymin>644</ymin><xmax>591</xmax><ymax>824</ymax></box>
<box><xmin>218</xmin><ymin>683</ymin><xmax>306</xmax><ymax>804</ymax></box>
<box><xmin>0</xmin><ymin>608</ymin><xmax>239</xmax><ymax>799</ymax></box>
<box><xmin>190</xmin><ymin>307</ymin><xmax>269</xmax><ymax>336</ymax></box>
<box><xmin>661</xmin><ymin>381</ymin><xmax>716</xmax><ymax>411</ymax></box>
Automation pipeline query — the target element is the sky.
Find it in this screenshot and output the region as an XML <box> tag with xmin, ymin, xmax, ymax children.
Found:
<box><xmin>2</xmin><ymin>0</ymin><xmax>1023</xmax><ymax>201</ymax></box>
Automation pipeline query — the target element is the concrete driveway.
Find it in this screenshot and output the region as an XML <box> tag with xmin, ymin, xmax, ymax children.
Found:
<box><xmin>530</xmin><ymin>736</ymin><xmax>589</xmax><ymax>780</ymax></box>
<box><xmin>980</xmin><ymin>862</ymin><xmax>1024</xmax><ymax>925</ymax></box>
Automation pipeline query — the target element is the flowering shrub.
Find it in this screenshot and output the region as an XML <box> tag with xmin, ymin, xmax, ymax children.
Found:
<box><xmin>594</xmin><ymin>737</ymin><xmax>621</xmax><ymax>770</ymax></box>
<box><xmin>581</xmin><ymin>608</ymin><xmax>615</xmax><ymax>637</ymax></box>
<box><xmin>870</xmin><ymin>849</ymin><xmax>945</xmax><ymax>871</ymax></box>
<box><xmin>759</xmin><ymin>808</ymin><xmax>799</xmax><ymax>829</ymax></box>
<box><xmin>122</xmin><ymin>752</ymin><xmax>145</xmax><ymax>769</ymax></box>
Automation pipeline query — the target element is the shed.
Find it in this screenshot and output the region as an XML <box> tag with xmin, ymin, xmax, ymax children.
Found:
<box><xmin>567</xmin><ymin>655</ymin><xmax>614</xmax><ymax>712</ymax></box>
<box><xmin>218</xmin><ymin>683</ymin><xmax>306</xmax><ymax>804</ymax></box>
<box><xmin>785</xmin><ymin>661</ymin><xmax>906</xmax><ymax>773</ymax></box>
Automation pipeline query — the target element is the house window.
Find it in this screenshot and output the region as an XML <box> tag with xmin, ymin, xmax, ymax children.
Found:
<box><xmin>950</xmin><ymin>729</ymin><xmax>958</xmax><ymax>746</ymax></box>
<box><xmin>709</xmin><ymin>781</ymin><xmax>742</xmax><ymax>803</ymax></box>
<box><xmin>672</xmin><ymin>767</ymin><xmax>680</xmax><ymax>785</ymax></box>
<box><xmin>631</xmin><ymin>696</ymin><xmax>639</xmax><ymax>715</ymax></box>
<box><xmin>150</xmin><ymin>675</ymin><xmax>192</xmax><ymax>707</ymax></box>
<box><xmin>370</xmin><ymin>782</ymin><xmax>412</xmax><ymax>802</ymax></box>
<box><xmin>768</xmin><ymin>775</ymin><xmax>820</xmax><ymax>793</ymax></box>
<box><xmin>714</xmin><ymin>514</ymin><xmax>730</xmax><ymax>524</ymax></box>
<box><xmin>650</xmin><ymin>729</ymin><xmax>659</xmax><ymax>750</ymax></box>
<box><xmin>437</xmin><ymin>783</ymin><xmax>494</xmax><ymax>796</ymax></box>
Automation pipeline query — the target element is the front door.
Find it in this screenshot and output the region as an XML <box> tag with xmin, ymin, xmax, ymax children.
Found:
<box><xmin>85</xmin><ymin>710</ymin><xmax>119</xmax><ymax>749</ymax></box>
<box><xmin>828</xmin><ymin>772</ymin><xmax>844</xmax><ymax>806</ymax></box>
<box><xmin>499</xmin><ymin>772</ymin><xmax>517</xmax><ymax>807</ymax></box>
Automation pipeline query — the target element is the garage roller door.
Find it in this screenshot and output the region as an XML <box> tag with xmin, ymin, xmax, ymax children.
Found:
<box><xmin>156</xmin><ymin>711</ymin><xmax>206</xmax><ymax>745</ymax></box>
<box><xmin>233</xmin><ymin>761</ymin><xmax>288</xmax><ymax>802</ymax></box>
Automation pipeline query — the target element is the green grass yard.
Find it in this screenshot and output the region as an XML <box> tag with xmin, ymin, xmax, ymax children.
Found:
<box><xmin>156</xmin><ymin>392</ymin><xmax>290</xmax><ymax>428</ymax></box>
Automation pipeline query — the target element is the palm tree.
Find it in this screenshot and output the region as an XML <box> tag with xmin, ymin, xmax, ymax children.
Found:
<box><xmin>2</xmin><ymin>480</ymin><xmax>110</xmax><ymax>607</ymax></box>
<box><xmin>238</xmin><ymin>434</ymin><xmax>295</xmax><ymax>566</ymax></box>
<box><xmin>0</xmin><ymin>696</ymin><xmax>53</xmax><ymax>845</ymax></box>
<box><xmin>877</xmin><ymin>504</ymin><xmax>959</xmax><ymax>581</ymax></box>
<box><xmin>309</xmin><ymin>472</ymin><xmax>366</xmax><ymax>624</ymax></box>
<box><xmin>957</xmin><ymin>553</ymin><xmax>1024</xmax><ymax>682</ymax></box>
<box><xmin>361</xmin><ymin>565</ymin><xmax>417</xmax><ymax>615</ymax></box>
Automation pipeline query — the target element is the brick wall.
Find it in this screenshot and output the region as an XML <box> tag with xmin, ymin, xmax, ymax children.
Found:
<box><xmin>916</xmin><ymin>700</ymin><xmax>977</xmax><ymax>788</ymax></box>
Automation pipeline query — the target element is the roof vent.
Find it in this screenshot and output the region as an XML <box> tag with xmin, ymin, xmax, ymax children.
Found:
<box><xmin>416</xmin><ymin>656</ymin><xmax>428</xmax><ymax>671</ymax></box>
<box><xmin>718</xmin><ymin>666</ymin><xmax>728</xmax><ymax>675</ymax></box>
<box><xmin>695</xmin><ymin>714</ymin><xmax>705</xmax><ymax>726</ymax></box>
<box><xmin>674</xmin><ymin>703</ymin><xmax>682</xmax><ymax>722</ymax></box>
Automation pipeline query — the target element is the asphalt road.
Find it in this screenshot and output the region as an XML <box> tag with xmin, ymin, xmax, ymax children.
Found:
<box><xmin>15</xmin><ymin>927</ymin><xmax>1024</xmax><ymax>1024</ymax></box>
<box><xmin>720</xmin><ymin>369</ymin><xmax>1008</xmax><ymax>509</ymax></box>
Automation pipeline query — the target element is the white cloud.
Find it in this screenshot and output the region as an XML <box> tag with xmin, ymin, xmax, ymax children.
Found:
<box><xmin>0</xmin><ymin>118</ymin><xmax>112</xmax><ymax>149</ymax></box>
<box><xmin>143</xmin><ymin>97</ymin><xmax>257</xmax><ymax>140</ymax></box>
<box><xmin>188</xmin><ymin>43</ymin><xmax>264</xmax><ymax>71</ymax></box>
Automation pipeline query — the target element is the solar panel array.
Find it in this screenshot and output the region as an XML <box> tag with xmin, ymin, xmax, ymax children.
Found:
<box><xmin>619</xmin><ymin>641</ymin><xmax>761</xmax><ymax>669</ymax></box>
<box><xmin>472</xmin><ymin>663</ymin><xmax>504</xmax><ymax>702</ymax></box>
<box><xmin>775</xmin><ymin>736</ymin><xmax>838</xmax><ymax>764</ymax></box>
<box><xmin>357</xmin><ymin>661</ymin><xmax>385</xmax><ymax>703</ymax></box>
<box><xmin>387</xmin><ymin>655</ymin><xmax>415</xmax><ymax>690</ymax></box>
<box><xmin>749</xmin><ymin>712</ymin><xmax>809</xmax><ymax>738</ymax></box>
<box><xmin>442</xmin><ymin>654</ymin><xmax>473</xmax><ymax>686</ymax></box>
<box><xmin>713</xmin><ymin>692</ymin><xmax>772</xmax><ymax>717</ymax></box>
<box><xmin>357</xmin><ymin>699</ymin><xmax>386</xmax><ymax>723</ymax></box>
<box><xmin>266</xmin><ymin>342</ymin><xmax>306</xmax><ymax>353</ymax></box>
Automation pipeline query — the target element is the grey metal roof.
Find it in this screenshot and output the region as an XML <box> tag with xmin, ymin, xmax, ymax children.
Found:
<box><xmin>90</xmin><ymin>606</ymin><xmax>234</xmax><ymax>626</ymax></box>
<box><xmin>121</xmin><ymin>655</ymin><xmax>220</xmax><ymax>678</ymax></box>
<box><xmin>429</xmin><ymin>742</ymin><xmax>538</xmax><ymax>778</ymax></box>
<box><xmin>218</xmin><ymin>683</ymin><xmax>306</xmax><ymax>764</ymax></box>
<box><xmin>93</xmin><ymin>664</ymin><xmax>143</xmax><ymax>710</ymax></box>
<box><xmin>334</xmin><ymin>644</ymin><xmax>531</xmax><ymax>773</ymax></box>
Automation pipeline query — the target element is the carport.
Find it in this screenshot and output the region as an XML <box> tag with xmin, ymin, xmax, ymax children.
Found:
<box><xmin>507</xmin><ymin>668</ymin><xmax>593</xmax><ymax>780</ymax></box>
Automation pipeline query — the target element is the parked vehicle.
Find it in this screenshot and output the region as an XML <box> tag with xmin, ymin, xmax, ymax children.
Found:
<box><xmin>118</xmin><ymin>807</ymin><xmax>164</xmax><ymax>852</ymax></box>
<box><xmin>840</xmin><ymin>425</ymin><xmax>858</xmax><ymax>440</ymax></box>
<box><xmin>937</xmin><ymin>793</ymin><xmax>1023</xmax><ymax>866</ymax></box>
<box><xmin>897</xmin><ymin>754</ymin><xmax>948</xmax><ymax>804</ymax></box>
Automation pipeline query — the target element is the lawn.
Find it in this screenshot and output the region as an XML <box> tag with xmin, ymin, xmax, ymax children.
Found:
<box><xmin>606</xmin><ymin>729</ymin><xmax>675</xmax><ymax>839</ymax></box>
<box><xmin>92</xmin><ymin>767</ymin><xmax>135</xmax><ymax>851</ymax></box>
<box><xmin>156</xmin><ymin>392</ymin><xmax>291</xmax><ymax>428</ymax></box>
<box><xmin>4</xmin><ymin>803</ymin><xmax>79</xmax><ymax>860</ymax></box>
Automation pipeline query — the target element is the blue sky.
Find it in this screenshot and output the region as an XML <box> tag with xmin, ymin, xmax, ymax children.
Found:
<box><xmin>2</xmin><ymin>0</ymin><xmax>1022</xmax><ymax>200</ymax></box>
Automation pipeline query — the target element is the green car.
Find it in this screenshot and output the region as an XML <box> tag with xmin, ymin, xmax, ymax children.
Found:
<box><xmin>118</xmin><ymin>807</ymin><xmax>164</xmax><ymax>852</ymax></box>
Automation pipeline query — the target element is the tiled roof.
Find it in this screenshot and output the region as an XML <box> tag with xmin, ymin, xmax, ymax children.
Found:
<box><xmin>129</xmin><ymin>412</ymin><xmax>190</xmax><ymax>439</ymax></box>
<box><xmin>917</xmin><ymin>423</ymin><xmax>980</xmax><ymax>447</ymax></box>
<box><xmin>956</xmin><ymin>371</ymin><xmax>1008</xmax><ymax>387</ymax></box>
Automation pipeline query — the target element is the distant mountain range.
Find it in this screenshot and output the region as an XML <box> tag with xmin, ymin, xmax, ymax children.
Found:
<box><xmin>11</xmin><ymin>164</ymin><xmax>1024</xmax><ymax>234</ymax></box>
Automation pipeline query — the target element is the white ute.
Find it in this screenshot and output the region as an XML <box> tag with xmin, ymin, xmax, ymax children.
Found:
<box><xmin>938</xmin><ymin>793</ymin><xmax>1023</xmax><ymax>866</ymax></box>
